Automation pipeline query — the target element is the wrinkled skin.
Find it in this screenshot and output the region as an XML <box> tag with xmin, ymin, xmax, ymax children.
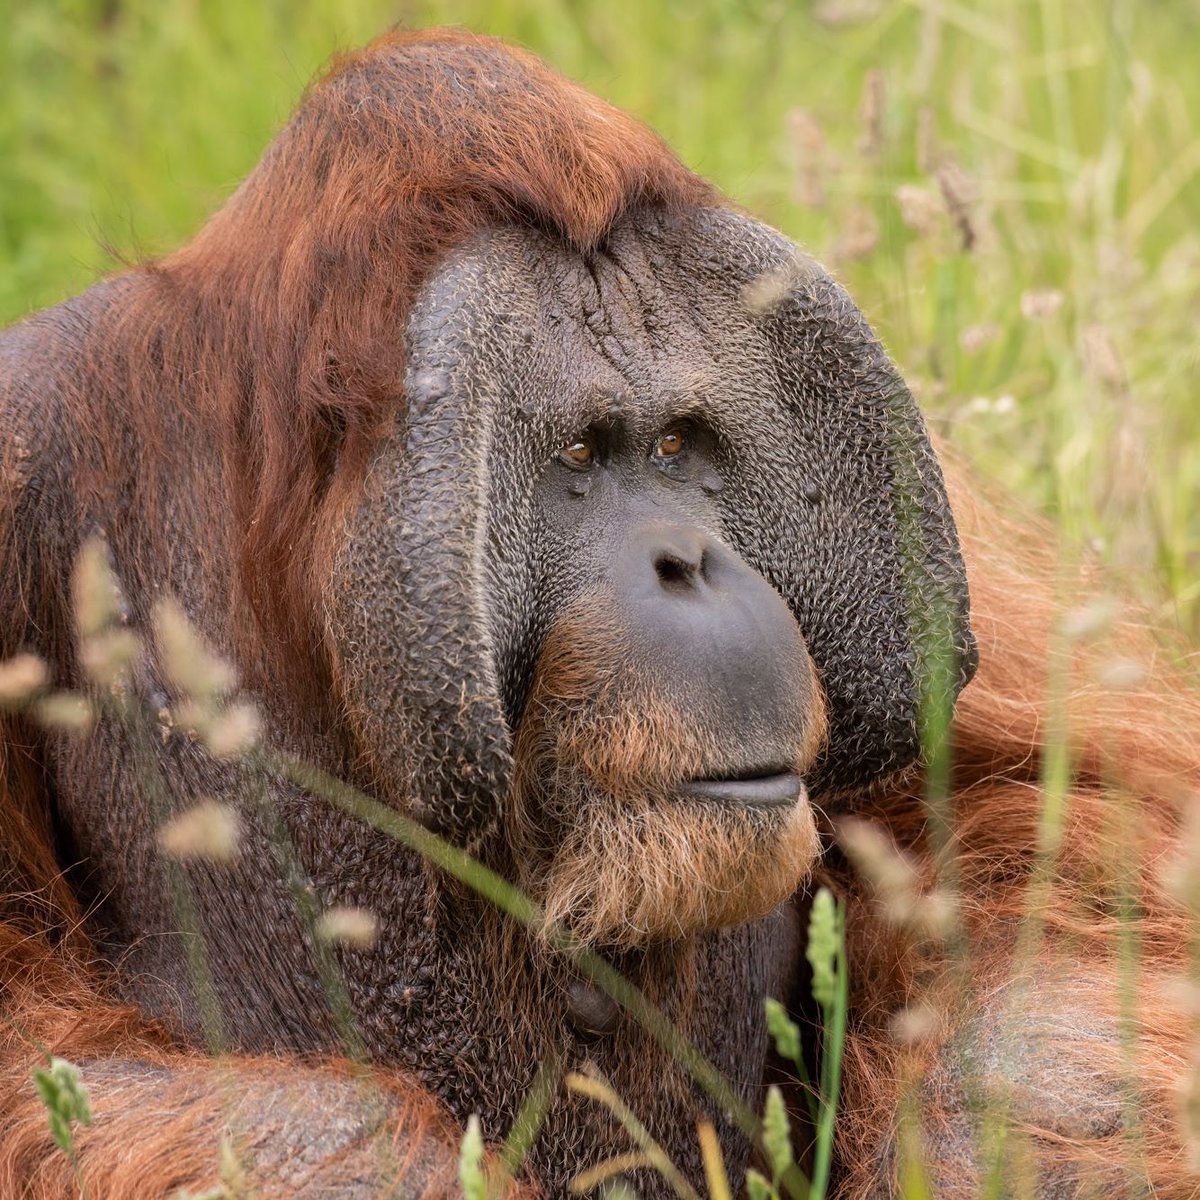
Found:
<box><xmin>3</xmin><ymin>208</ymin><xmax>973</xmax><ymax>1196</ymax></box>
<box><xmin>334</xmin><ymin>211</ymin><xmax>975</xmax><ymax>838</ymax></box>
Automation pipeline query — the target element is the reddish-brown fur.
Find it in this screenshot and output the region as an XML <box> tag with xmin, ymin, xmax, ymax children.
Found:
<box><xmin>0</xmin><ymin>932</ymin><xmax>462</xmax><ymax>1197</ymax></box>
<box><xmin>510</xmin><ymin>597</ymin><xmax>824</xmax><ymax>946</ymax></box>
<box><xmin>2</xmin><ymin>25</ymin><xmax>1197</xmax><ymax>1197</ymax></box>
<box><xmin>828</xmin><ymin>466</ymin><xmax>1200</xmax><ymax>1195</ymax></box>
<box><xmin>172</xmin><ymin>27</ymin><xmax>712</xmax><ymax>669</ymax></box>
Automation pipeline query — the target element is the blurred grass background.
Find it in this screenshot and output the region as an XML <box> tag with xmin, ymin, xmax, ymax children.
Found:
<box><xmin>3</xmin><ymin>0</ymin><xmax>1198</xmax><ymax>634</ymax></box>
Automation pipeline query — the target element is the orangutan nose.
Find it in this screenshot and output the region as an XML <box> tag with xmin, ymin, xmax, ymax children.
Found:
<box><xmin>612</xmin><ymin>522</ymin><xmax>818</xmax><ymax>765</ymax></box>
<box><xmin>650</xmin><ymin>527</ymin><xmax>708</xmax><ymax>591</ymax></box>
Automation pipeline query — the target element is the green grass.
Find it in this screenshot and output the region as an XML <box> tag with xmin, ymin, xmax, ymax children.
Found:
<box><xmin>3</xmin><ymin>0</ymin><xmax>1198</xmax><ymax>632</ymax></box>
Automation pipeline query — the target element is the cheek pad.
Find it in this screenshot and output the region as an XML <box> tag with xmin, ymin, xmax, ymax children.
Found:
<box><xmin>660</xmin><ymin>215</ymin><xmax>977</xmax><ymax>793</ymax></box>
<box><xmin>331</xmin><ymin>210</ymin><xmax>976</xmax><ymax>837</ymax></box>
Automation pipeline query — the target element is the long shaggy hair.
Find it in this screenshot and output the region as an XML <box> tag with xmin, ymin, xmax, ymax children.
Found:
<box><xmin>509</xmin><ymin>599</ymin><xmax>825</xmax><ymax>948</ymax></box>
<box><xmin>0</xmin><ymin>28</ymin><xmax>708</xmax><ymax>1194</ymax></box>
<box><xmin>828</xmin><ymin>458</ymin><xmax>1200</xmax><ymax>1196</ymax></box>
<box><xmin>172</xmin><ymin>28</ymin><xmax>713</xmax><ymax>663</ymax></box>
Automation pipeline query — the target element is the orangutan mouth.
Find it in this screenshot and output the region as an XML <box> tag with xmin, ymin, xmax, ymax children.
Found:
<box><xmin>680</xmin><ymin>771</ymin><xmax>806</xmax><ymax>808</ymax></box>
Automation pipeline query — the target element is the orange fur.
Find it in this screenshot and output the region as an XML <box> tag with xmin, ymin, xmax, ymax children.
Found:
<box><xmin>0</xmin><ymin>28</ymin><xmax>704</xmax><ymax>1194</ymax></box>
<box><xmin>508</xmin><ymin>597</ymin><xmax>824</xmax><ymax>947</ymax></box>
<box><xmin>828</xmin><ymin>457</ymin><xmax>1200</xmax><ymax>1196</ymax></box>
<box><xmin>170</xmin><ymin>27</ymin><xmax>711</xmax><ymax>666</ymax></box>
<box><xmin>0</xmin><ymin>921</ymin><xmax>472</xmax><ymax>1197</ymax></box>
<box><xmin>1</xmin><ymin>26</ymin><xmax>1196</xmax><ymax>1197</ymax></box>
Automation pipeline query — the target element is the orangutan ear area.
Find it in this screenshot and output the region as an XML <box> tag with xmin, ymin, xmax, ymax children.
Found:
<box><xmin>3</xmin><ymin>16</ymin><xmax>1200</xmax><ymax>1200</ymax></box>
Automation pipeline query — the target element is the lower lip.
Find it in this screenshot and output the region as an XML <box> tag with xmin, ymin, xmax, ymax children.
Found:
<box><xmin>679</xmin><ymin>772</ymin><xmax>806</xmax><ymax>808</ymax></box>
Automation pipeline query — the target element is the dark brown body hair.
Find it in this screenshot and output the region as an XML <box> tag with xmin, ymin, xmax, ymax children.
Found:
<box><xmin>0</xmin><ymin>28</ymin><xmax>709</xmax><ymax>1194</ymax></box>
<box><xmin>1</xmin><ymin>20</ymin><xmax>711</xmax><ymax>927</ymax></box>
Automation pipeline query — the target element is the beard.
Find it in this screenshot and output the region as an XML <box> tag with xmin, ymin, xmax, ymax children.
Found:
<box><xmin>507</xmin><ymin>600</ymin><xmax>825</xmax><ymax>947</ymax></box>
<box><xmin>508</xmin><ymin>770</ymin><xmax>819</xmax><ymax>948</ymax></box>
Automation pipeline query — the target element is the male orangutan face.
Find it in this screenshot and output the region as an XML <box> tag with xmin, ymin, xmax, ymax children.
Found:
<box><xmin>333</xmin><ymin>207</ymin><xmax>976</xmax><ymax>948</ymax></box>
<box><xmin>508</xmin><ymin>416</ymin><xmax>827</xmax><ymax>947</ymax></box>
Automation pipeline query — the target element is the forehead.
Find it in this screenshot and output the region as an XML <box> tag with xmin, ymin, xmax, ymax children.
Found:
<box><xmin>403</xmin><ymin>207</ymin><xmax>810</xmax><ymax>444</ymax></box>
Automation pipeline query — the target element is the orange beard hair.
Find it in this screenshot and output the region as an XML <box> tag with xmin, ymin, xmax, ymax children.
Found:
<box><xmin>508</xmin><ymin>600</ymin><xmax>825</xmax><ymax>949</ymax></box>
<box><xmin>516</xmin><ymin>789</ymin><xmax>819</xmax><ymax>948</ymax></box>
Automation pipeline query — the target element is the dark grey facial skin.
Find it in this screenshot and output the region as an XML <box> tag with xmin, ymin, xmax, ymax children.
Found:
<box><xmin>529</xmin><ymin>410</ymin><xmax>820</xmax><ymax>799</ymax></box>
<box><xmin>328</xmin><ymin>206</ymin><xmax>975</xmax><ymax>1191</ymax></box>
<box><xmin>336</xmin><ymin>205</ymin><xmax>976</xmax><ymax>840</ymax></box>
<box><xmin>3</xmin><ymin>206</ymin><xmax>974</xmax><ymax>1199</ymax></box>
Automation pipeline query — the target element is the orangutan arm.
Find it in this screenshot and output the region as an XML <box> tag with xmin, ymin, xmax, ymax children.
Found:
<box><xmin>0</xmin><ymin>937</ymin><xmax>468</xmax><ymax>1200</ymax></box>
<box><xmin>843</xmin><ymin>957</ymin><xmax>1188</xmax><ymax>1199</ymax></box>
<box><xmin>5</xmin><ymin>1061</ymin><xmax>463</xmax><ymax>1200</ymax></box>
<box><xmin>2</xmin><ymin>1047</ymin><xmax>464</xmax><ymax>1200</ymax></box>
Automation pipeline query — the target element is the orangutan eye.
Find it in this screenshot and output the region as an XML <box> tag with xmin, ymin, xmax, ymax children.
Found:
<box><xmin>654</xmin><ymin>429</ymin><xmax>686</xmax><ymax>459</ymax></box>
<box><xmin>560</xmin><ymin>437</ymin><xmax>594</xmax><ymax>468</ymax></box>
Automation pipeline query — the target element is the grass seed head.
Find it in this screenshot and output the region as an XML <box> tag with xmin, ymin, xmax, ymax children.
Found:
<box><xmin>153</xmin><ymin>598</ymin><xmax>237</xmax><ymax>703</ymax></box>
<box><xmin>1061</xmin><ymin>596</ymin><xmax>1118</xmax><ymax>641</ymax></box>
<box><xmin>201</xmin><ymin>701</ymin><xmax>262</xmax><ymax>760</ymax></box>
<box><xmin>1095</xmin><ymin>657</ymin><xmax>1148</xmax><ymax>691</ymax></box>
<box><xmin>915</xmin><ymin>105</ymin><xmax>937</xmax><ymax>173</ymax></box>
<box><xmin>742</xmin><ymin>252</ymin><xmax>822</xmax><ymax>315</ymax></box>
<box><xmin>80</xmin><ymin>629</ymin><xmax>142</xmax><ymax>688</ymax></box>
<box><xmin>835</xmin><ymin>205</ymin><xmax>880</xmax><ymax>261</ymax></box>
<box><xmin>1020</xmin><ymin>288</ymin><xmax>1065</xmax><ymax>321</ymax></box>
<box><xmin>935</xmin><ymin>159</ymin><xmax>978</xmax><ymax>251</ymax></box>
<box><xmin>157</xmin><ymin>801</ymin><xmax>241</xmax><ymax>865</ymax></box>
<box><xmin>34</xmin><ymin>693</ymin><xmax>95</xmax><ymax>734</ymax></box>
<box><xmin>71</xmin><ymin>536</ymin><xmax>122</xmax><ymax>639</ymax></box>
<box><xmin>838</xmin><ymin>818</ymin><xmax>953</xmax><ymax>938</ymax></box>
<box><xmin>888</xmin><ymin>1001</ymin><xmax>938</xmax><ymax>1045</ymax></box>
<box><xmin>787</xmin><ymin>108</ymin><xmax>828</xmax><ymax>209</ymax></box>
<box><xmin>857</xmin><ymin>69</ymin><xmax>885</xmax><ymax>157</ymax></box>
<box><xmin>895</xmin><ymin>185</ymin><xmax>943</xmax><ymax>237</ymax></box>
<box><xmin>0</xmin><ymin>653</ymin><xmax>48</xmax><ymax>704</ymax></box>
<box><xmin>959</xmin><ymin>322</ymin><xmax>1001</xmax><ymax>353</ymax></box>
<box><xmin>1162</xmin><ymin>799</ymin><xmax>1200</xmax><ymax>915</ymax></box>
<box><xmin>316</xmin><ymin>905</ymin><xmax>380</xmax><ymax>949</ymax></box>
<box><xmin>1080</xmin><ymin>323</ymin><xmax>1128</xmax><ymax>394</ymax></box>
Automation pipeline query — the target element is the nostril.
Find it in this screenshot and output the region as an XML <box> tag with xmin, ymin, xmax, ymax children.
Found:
<box><xmin>654</xmin><ymin>551</ymin><xmax>697</xmax><ymax>591</ymax></box>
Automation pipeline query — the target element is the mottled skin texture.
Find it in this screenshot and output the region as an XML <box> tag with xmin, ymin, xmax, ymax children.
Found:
<box><xmin>1</xmin><ymin>198</ymin><xmax>973</xmax><ymax>1196</ymax></box>
<box><xmin>334</xmin><ymin>211</ymin><xmax>974</xmax><ymax>829</ymax></box>
<box><xmin>325</xmin><ymin>211</ymin><xmax>968</xmax><ymax>1196</ymax></box>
